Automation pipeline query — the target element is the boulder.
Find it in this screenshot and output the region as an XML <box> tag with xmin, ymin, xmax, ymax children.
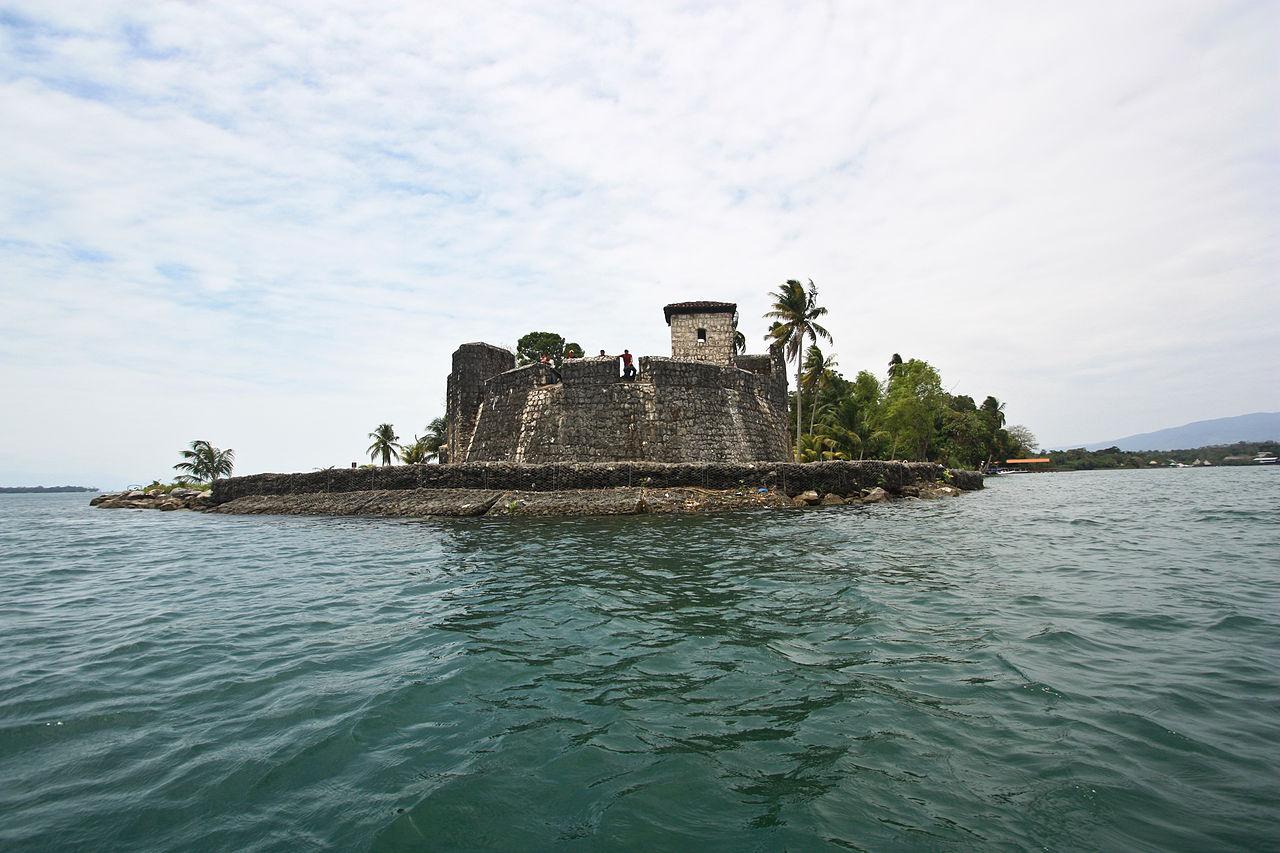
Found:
<box><xmin>156</xmin><ymin>497</ymin><xmax>184</xmax><ymax>511</ymax></box>
<box><xmin>820</xmin><ymin>493</ymin><xmax>844</xmax><ymax>506</ymax></box>
<box><xmin>89</xmin><ymin>494</ymin><xmax>112</xmax><ymax>506</ymax></box>
<box><xmin>125</xmin><ymin>490</ymin><xmax>147</xmax><ymax>499</ymax></box>
<box><xmin>899</xmin><ymin>485</ymin><xmax>921</xmax><ymax>498</ymax></box>
<box><xmin>946</xmin><ymin>469</ymin><xmax>985</xmax><ymax>491</ymax></box>
<box><xmin>795</xmin><ymin>490</ymin><xmax>821</xmax><ymax>505</ymax></box>
<box><xmin>862</xmin><ymin>487</ymin><xmax>889</xmax><ymax>503</ymax></box>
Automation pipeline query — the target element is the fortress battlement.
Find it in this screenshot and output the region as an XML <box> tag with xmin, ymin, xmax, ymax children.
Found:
<box><xmin>445</xmin><ymin>301</ymin><xmax>791</xmax><ymax>464</ymax></box>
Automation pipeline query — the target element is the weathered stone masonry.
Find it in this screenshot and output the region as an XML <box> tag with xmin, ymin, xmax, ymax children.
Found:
<box><xmin>202</xmin><ymin>297</ymin><xmax>984</xmax><ymax>517</ymax></box>
<box><xmin>213</xmin><ymin>460</ymin><xmax>982</xmax><ymax>504</ymax></box>
<box><xmin>447</xmin><ymin>301</ymin><xmax>791</xmax><ymax>464</ymax></box>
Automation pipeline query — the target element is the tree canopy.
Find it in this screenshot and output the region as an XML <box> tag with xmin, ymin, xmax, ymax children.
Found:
<box><xmin>763</xmin><ymin>285</ymin><xmax>1033</xmax><ymax>468</ymax></box>
<box><xmin>516</xmin><ymin>332</ymin><xmax>567</xmax><ymax>367</ymax></box>
<box><xmin>765</xmin><ymin>279</ymin><xmax>832</xmax><ymax>459</ymax></box>
<box><xmin>367</xmin><ymin>423</ymin><xmax>402</xmax><ymax>466</ymax></box>
<box><xmin>173</xmin><ymin>440</ymin><xmax>235</xmax><ymax>482</ymax></box>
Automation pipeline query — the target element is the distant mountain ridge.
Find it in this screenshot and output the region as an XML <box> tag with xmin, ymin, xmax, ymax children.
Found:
<box><xmin>1060</xmin><ymin>412</ymin><xmax>1280</xmax><ymax>452</ymax></box>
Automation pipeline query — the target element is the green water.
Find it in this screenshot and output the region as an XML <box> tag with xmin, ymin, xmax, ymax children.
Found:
<box><xmin>1</xmin><ymin>468</ymin><xmax>1277</xmax><ymax>851</ymax></box>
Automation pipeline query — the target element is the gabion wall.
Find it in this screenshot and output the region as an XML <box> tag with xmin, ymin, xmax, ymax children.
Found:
<box><xmin>213</xmin><ymin>460</ymin><xmax>982</xmax><ymax>504</ymax></box>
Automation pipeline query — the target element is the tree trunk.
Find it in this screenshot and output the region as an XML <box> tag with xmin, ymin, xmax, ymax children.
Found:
<box><xmin>794</xmin><ymin>334</ymin><xmax>805</xmax><ymax>460</ymax></box>
<box><xmin>809</xmin><ymin>382</ymin><xmax>818</xmax><ymax>435</ymax></box>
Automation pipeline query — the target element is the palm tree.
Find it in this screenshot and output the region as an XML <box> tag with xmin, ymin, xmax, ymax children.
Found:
<box><xmin>888</xmin><ymin>353</ymin><xmax>903</xmax><ymax>379</ymax></box>
<box><xmin>815</xmin><ymin>397</ymin><xmax>866</xmax><ymax>460</ymax></box>
<box><xmin>173</xmin><ymin>440</ymin><xmax>235</xmax><ymax>483</ymax></box>
<box><xmin>797</xmin><ymin>433</ymin><xmax>849</xmax><ymax>462</ymax></box>
<box><xmin>764</xmin><ymin>279</ymin><xmax>832</xmax><ymax>459</ymax></box>
<box><xmin>400</xmin><ymin>438</ymin><xmax>428</xmax><ymax>465</ymax></box>
<box><xmin>367</xmin><ymin>423</ymin><xmax>402</xmax><ymax>466</ymax></box>
<box><xmin>733</xmin><ymin>330</ymin><xmax>747</xmax><ymax>355</ymax></box>
<box><xmin>980</xmin><ymin>396</ymin><xmax>1007</xmax><ymax>467</ymax></box>
<box><xmin>801</xmin><ymin>345</ymin><xmax>838</xmax><ymax>435</ymax></box>
<box><xmin>419</xmin><ymin>417</ymin><xmax>447</xmax><ymax>462</ymax></box>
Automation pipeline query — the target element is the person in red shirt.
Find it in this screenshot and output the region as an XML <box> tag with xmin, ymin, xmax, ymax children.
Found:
<box><xmin>619</xmin><ymin>349</ymin><xmax>636</xmax><ymax>380</ymax></box>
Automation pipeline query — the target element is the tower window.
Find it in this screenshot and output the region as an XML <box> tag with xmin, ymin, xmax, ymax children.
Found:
<box><xmin>696</xmin><ymin>328</ymin><xmax>707</xmax><ymax>343</ymax></box>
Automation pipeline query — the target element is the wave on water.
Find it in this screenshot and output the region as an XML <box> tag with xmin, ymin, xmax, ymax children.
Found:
<box><xmin>0</xmin><ymin>470</ymin><xmax>1278</xmax><ymax>851</ymax></box>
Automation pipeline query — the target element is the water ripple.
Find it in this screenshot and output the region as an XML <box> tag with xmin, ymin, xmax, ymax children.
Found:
<box><xmin>1</xmin><ymin>468</ymin><xmax>1278</xmax><ymax>850</ymax></box>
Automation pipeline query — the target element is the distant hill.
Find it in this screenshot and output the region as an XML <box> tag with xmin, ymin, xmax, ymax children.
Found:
<box><xmin>0</xmin><ymin>486</ymin><xmax>99</xmax><ymax>493</ymax></box>
<box><xmin>1065</xmin><ymin>412</ymin><xmax>1280</xmax><ymax>452</ymax></box>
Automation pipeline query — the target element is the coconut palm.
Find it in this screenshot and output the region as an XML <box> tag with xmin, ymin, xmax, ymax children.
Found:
<box><xmin>764</xmin><ymin>279</ymin><xmax>832</xmax><ymax>459</ymax></box>
<box><xmin>815</xmin><ymin>397</ymin><xmax>866</xmax><ymax>460</ymax></box>
<box><xmin>366</xmin><ymin>423</ymin><xmax>402</xmax><ymax>466</ymax></box>
<box><xmin>980</xmin><ymin>396</ymin><xmax>1007</xmax><ymax>467</ymax></box>
<box><xmin>419</xmin><ymin>417</ymin><xmax>447</xmax><ymax>462</ymax></box>
<box><xmin>733</xmin><ymin>330</ymin><xmax>747</xmax><ymax>355</ymax></box>
<box><xmin>888</xmin><ymin>353</ymin><xmax>903</xmax><ymax>379</ymax></box>
<box><xmin>400</xmin><ymin>438</ymin><xmax>428</xmax><ymax>465</ymax></box>
<box><xmin>797</xmin><ymin>433</ymin><xmax>849</xmax><ymax>462</ymax></box>
<box><xmin>800</xmin><ymin>345</ymin><xmax>838</xmax><ymax>435</ymax></box>
<box><xmin>173</xmin><ymin>440</ymin><xmax>235</xmax><ymax>483</ymax></box>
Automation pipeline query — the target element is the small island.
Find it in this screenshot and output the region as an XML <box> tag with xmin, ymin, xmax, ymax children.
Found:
<box><xmin>96</xmin><ymin>287</ymin><xmax>998</xmax><ymax>518</ymax></box>
<box><xmin>205</xmin><ymin>296</ymin><xmax>983</xmax><ymax>518</ymax></box>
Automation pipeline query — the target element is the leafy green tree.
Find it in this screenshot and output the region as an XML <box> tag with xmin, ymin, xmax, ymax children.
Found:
<box><xmin>815</xmin><ymin>370</ymin><xmax>884</xmax><ymax>459</ymax></box>
<box><xmin>1006</xmin><ymin>424</ymin><xmax>1038</xmax><ymax>456</ymax></box>
<box><xmin>563</xmin><ymin>342</ymin><xmax>584</xmax><ymax>359</ymax></box>
<box><xmin>173</xmin><ymin>440</ymin><xmax>235</xmax><ymax>483</ymax></box>
<box><xmin>881</xmin><ymin>359</ymin><xmax>945</xmax><ymax>460</ymax></box>
<box><xmin>938</xmin><ymin>406</ymin><xmax>989</xmax><ymax>468</ymax></box>
<box><xmin>764</xmin><ymin>279</ymin><xmax>832</xmax><ymax>459</ymax></box>
<box><xmin>516</xmin><ymin>332</ymin><xmax>567</xmax><ymax>367</ymax></box>
<box><xmin>367</xmin><ymin>423</ymin><xmax>402</xmax><ymax>466</ymax></box>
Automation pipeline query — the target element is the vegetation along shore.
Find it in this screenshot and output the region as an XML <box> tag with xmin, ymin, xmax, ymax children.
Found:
<box><xmin>93</xmin><ymin>280</ymin><xmax>1009</xmax><ymax>517</ymax></box>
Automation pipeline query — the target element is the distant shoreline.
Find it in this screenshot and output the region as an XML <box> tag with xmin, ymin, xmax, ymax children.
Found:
<box><xmin>0</xmin><ymin>486</ymin><xmax>99</xmax><ymax>494</ymax></box>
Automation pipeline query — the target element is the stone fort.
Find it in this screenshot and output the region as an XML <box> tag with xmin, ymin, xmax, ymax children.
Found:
<box><xmin>445</xmin><ymin>301</ymin><xmax>791</xmax><ymax>464</ymax></box>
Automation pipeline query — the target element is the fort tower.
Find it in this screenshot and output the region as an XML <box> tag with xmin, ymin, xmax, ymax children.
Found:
<box><xmin>445</xmin><ymin>299</ymin><xmax>789</xmax><ymax>464</ymax></box>
<box><xmin>664</xmin><ymin>301</ymin><xmax>737</xmax><ymax>365</ymax></box>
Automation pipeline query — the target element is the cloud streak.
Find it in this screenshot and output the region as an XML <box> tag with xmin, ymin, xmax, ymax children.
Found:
<box><xmin>1</xmin><ymin>0</ymin><xmax>1276</xmax><ymax>485</ymax></box>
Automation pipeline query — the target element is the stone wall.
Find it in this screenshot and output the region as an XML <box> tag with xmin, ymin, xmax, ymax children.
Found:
<box><xmin>446</xmin><ymin>343</ymin><xmax>515</xmax><ymax>462</ymax></box>
<box><xmin>459</xmin><ymin>354</ymin><xmax>789</xmax><ymax>463</ymax></box>
<box><xmin>669</xmin><ymin>311</ymin><xmax>735</xmax><ymax>364</ymax></box>
<box><xmin>213</xmin><ymin>460</ymin><xmax>979</xmax><ymax>504</ymax></box>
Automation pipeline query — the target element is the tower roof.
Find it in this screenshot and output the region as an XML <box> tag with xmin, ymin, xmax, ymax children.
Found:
<box><xmin>663</xmin><ymin>301</ymin><xmax>737</xmax><ymax>324</ymax></box>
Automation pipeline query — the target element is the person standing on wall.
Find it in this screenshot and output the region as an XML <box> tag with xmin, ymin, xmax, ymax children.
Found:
<box><xmin>620</xmin><ymin>349</ymin><xmax>636</xmax><ymax>380</ymax></box>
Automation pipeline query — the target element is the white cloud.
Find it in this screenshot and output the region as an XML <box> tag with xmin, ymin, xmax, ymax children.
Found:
<box><xmin>1</xmin><ymin>0</ymin><xmax>1276</xmax><ymax>485</ymax></box>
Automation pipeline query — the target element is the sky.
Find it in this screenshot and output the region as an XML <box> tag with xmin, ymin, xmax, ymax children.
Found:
<box><xmin>1</xmin><ymin>0</ymin><xmax>1277</xmax><ymax>487</ymax></box>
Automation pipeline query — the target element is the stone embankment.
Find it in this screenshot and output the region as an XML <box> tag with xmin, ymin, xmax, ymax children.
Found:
<box><xmin>199</xmin><ymin>461</ymin><xmax>982</xmax><ymax>518</ymax></box>
<box><xmin>90</xmin><ymin>488</ymin><xmax>212</xmax><ymax>511</ymax></box>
